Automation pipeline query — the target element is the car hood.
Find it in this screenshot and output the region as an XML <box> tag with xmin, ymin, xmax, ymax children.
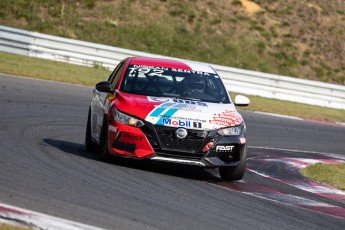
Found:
<box><xmin>115</xmin><ymin>94</ymin><xmax>243</xmax><ymax>130</ymax></box>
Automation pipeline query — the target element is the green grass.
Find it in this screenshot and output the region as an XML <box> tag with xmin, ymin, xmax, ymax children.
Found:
<box><xmin>238</xmin><ymin>95</ymin><xmax>345</xmax><ymax>122</ymax></box>
<box><xmin>301</xmin><ymin>163</ymin><xmax>345</xmax><ymax>191</ymax></box>
<box><xmin>0</xmin><ymin>223</ymin><xmax>32</xmax><ymax>230</ymax></box>
<box><xmin>1</xmin><ymin>51</ymin><xmax>344</xmax><ymax>123</ymax></box>
<box><xmin>0</xmin><ymin>52</ymin><xmax>109</xmax><ymax>86</ymax></box>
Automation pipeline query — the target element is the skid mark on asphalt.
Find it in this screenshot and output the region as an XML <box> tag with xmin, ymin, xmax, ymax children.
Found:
<box><xmin>207</xmin><ymin>148</ymin><xmax>345</xmax><ymax>219</ymax></box>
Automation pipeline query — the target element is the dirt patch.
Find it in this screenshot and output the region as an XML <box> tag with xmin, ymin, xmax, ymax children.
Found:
<box><xmin>241</xmin><ymin>0</ymin><xmax>264</xmax><ymax>16</ymax></box>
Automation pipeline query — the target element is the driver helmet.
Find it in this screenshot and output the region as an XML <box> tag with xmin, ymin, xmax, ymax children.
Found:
<box><xmin>185</xmin><ymin>76</ymin><xmax>205</xmax><ymax>94</ymax></box>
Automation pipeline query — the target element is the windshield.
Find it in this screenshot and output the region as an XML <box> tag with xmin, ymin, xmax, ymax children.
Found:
<box><xmin>120</xmin><ymin>65</ymin><xmax>230</xmax><ymax>103</ymax></box>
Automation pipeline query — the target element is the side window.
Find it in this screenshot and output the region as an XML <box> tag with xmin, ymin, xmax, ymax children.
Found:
<box><xmin>111</xmin><ymin>63</ymin><xmax>125</xmax><ymax>89</ymax></box>
<box><xmin>108</xmin><ymin>61</ymin><xmax>124</xmax><ymax>88</ymax></box>
<box><xmin>108</xmin><ymin>62</ymin><xmax>124</xmax><ymax>89</ymax></box>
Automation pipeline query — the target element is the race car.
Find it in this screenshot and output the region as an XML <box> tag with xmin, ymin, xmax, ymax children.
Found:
<box><xmin>85</xmin><ymin>57</ymin><xmax>250</xmax><ymax>180</ymax></box>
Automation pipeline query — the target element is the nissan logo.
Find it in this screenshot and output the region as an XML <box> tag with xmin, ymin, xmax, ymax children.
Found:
<box><xmin>175</xmin><ymin>128</ymin><xmax>188</xmax><ymax>139</ymax></box>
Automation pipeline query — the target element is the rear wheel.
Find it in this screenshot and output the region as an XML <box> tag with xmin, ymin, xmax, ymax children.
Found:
<box><xmin>98</xmin><ymin>118</ymin><xmax>111</xmax><ymax>162</ymax></box>
<box><xmin>219</xmin><ymin>146</ymin><xmax>247</xmax><ymax>181</ymax></box>
<box><xmin>85</xmin><ymin>107</ymin><xmax>98</xmax><ymax>153</ymax></box>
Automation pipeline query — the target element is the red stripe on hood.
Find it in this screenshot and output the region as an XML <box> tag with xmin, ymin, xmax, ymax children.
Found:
<box><xmin>114</xmin><ymin>92</ymin><xmax>163</xmax><ymax>120</ymax></box>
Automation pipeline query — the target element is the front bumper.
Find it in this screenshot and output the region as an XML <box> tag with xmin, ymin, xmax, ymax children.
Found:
<box><xmin>107</xmin><ymin>121</ymin><xmax>246</xmax><ymax>167</ymax></box>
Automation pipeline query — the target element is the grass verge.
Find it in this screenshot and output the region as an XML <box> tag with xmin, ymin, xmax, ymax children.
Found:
<box><xmin>0</xmin><ymin>223</ymin><xmax>32</xmax><ymax>230</ymax></box>
<box><xmin>301</xmin><ymin>163</ymin><xmax>345</xmax><ymax>191</ymax></box>
<box><xmin>1</xmin><ymin>51</ymin><xmax>345</xmax><ymax>123</ymax></box>
<box><xmin>238</xmin><ymin>95</ymin><xmax>345</xmax><ymax>123</ymax></box>
<box><xmin>0</xmin><ymin>52</ymin><xmax>109</xmax><ymax>86</ymax></box>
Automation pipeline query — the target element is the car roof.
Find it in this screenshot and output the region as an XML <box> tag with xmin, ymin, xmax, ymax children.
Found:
<box><xmin>129</xmin><ymin>57</ymin><xmax>217</xmax><ymax>74</ymax></box>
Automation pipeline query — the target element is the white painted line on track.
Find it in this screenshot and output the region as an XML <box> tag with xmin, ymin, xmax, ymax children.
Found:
<box><xmin>248</xmin><ymin>146</ymin><xmax>345</xmax><ymax>160</ymax></box>
<box><xmin>253</xmin><ymin>111</ymin><xmax>345</xmax><ymax>127</ymax></box>
<box><xmin>253</xmin><ymin>111</ymin><xmax>303</xmax><ymax>120</ymax></box>
<box><xmin>0</xmin><ymin>202</ymin><xmax>105</xmax><ymax>230</ymax></box>
<box><xmin>293</xmin><ymin>184</ymin><xmax>345</xmax><ymax>195</ymax></box>
<box><xmin>256</xmin><ymin>193</ymin><xmax>335</xmax><ymax>207</ymax></box>
<box><xmin>336</xmin><ymin>121</ymin><xmax>345</xmax><ymax>126</ymax></box>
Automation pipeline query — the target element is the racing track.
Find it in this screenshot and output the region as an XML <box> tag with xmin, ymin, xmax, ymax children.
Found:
<box><xmin>0</xmin><ymin>74</ymin><xmax>344</xmax><ymax>229</ymax></box>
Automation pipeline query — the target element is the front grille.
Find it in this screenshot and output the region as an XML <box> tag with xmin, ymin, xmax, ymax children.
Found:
<box><xmin>154</xmin><ymin>125</ymin><xmax>207</xmax><ymax>153</ymax></box>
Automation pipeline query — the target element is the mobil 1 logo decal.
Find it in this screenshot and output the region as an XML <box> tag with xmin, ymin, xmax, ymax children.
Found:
<box><xmin>193</xmin><ymin>122</ymin><xmax>202</xmax><ymax>128</ymax></box>
<box><xmin>162</xmin><ymin>119</ymin><xmax>202</xmax><ymax>128</ymax></box>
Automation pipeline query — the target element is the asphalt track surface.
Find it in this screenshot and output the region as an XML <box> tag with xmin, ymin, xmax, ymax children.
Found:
<box><xmin>0</xmin><ymin>74</ymin><xmax>344</xmax><ymax>229</ymax></box>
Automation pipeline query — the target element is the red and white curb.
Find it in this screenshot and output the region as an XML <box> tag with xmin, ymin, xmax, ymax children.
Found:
<box><xmin>248</xmin><ymin>157</ymin><xmax>345</xmax><ymax>201</ymax></box>
<box><xmin>248</xmin><ymin>146</ymin><xmax>345</xmax><ymax>161</ymax></box>
<box><xmin>209</xmin><ymin>180</ymin><xmax>345</xmax><ymax>219</ymax></box>
<box><xmin>207</xmin><ymin>154</ymin><xmax>345</xmax><ymax>219</ymax></box>
<box><xmin>0</xmin><ymin>202</ymin><xmax>105</xmax><ymax>230</ymax></box>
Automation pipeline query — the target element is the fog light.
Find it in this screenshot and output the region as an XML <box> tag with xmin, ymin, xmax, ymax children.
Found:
<box><xmin>240</xmin><ymin>137</ymin><xmax>246</xmax><ymax>144</ymax></box>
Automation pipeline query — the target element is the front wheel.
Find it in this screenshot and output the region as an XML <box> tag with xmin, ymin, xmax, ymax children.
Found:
<box><xmin>85</xmin><ymin>107</ymin><xmax>98</xmax><ymax>153</ymax></box>
<box><xmin>219</xmin><ymin>146</ymin><xmax>247</xmax><ymax>181</ymax></box>
<box><xmin>98</xmin><ymin>119</ymin><xmax>111</xmax><ymax>162</ymax></box>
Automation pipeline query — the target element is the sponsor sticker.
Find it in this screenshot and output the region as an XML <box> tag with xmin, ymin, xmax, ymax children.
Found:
<box><xmin>172</xmin><ymin>99</ymin><xmax>207</xmax><ymax>107</ymax></box>
<box><xmin>128</xmin><ymin>65</ymin><xmax>215</xmax><ymax>77</ymax></box>
<box><xmin>209</xmin><ymin>110</ymin><xmax>243</xmax><ymax>127</ymax></box>
<box><xmin>162</xmin><ymin>119</ymin><xmax>191</xmax><ymax>127</ymax></box>
<box><xmin>160</xmin><ymin>105</ymin><xmax>201</xmax><ymax>112</ymax></box>
<box><xmin>216</xmin><ymin>145</ymin><xmax>235</xmax><ymax>152</ymax></box>
<box><xmin>121</xmin><ymin>133</ymin><xmax>145</xmax><ymax>142</ymax></box>
<box><xmin>147</xmin><ymin>96</ymin><xmax>170</xmax><ymax>103</ymax></box>
<box><xmin>161</xmin><ymin>119</ymin><xmax>203</xmax><ymax>128</ymax></box>
<box><xmin>159</xmin><ymin>115</ymin><xmax>206</xmax><ymax>123</ymax></box>
<box><xmin>171</xmin><ymin>68</ymin><xmax>211</xmax><ymax>76</ymax></box>
<box><xmin>193</xmin><ymin>122</ymin><xmax>202</xmax><ymax>128</ymax></box>
<box><xmin>146</xmin><ymin>100</ymin><xmax>241</xmax><ymax>130</ymax></box>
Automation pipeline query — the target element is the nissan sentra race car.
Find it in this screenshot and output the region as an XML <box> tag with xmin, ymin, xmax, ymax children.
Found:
<box><xmin>85</xmin><ymin>57</ymin><xmax>250</xmax><ymax>180</ymax></box>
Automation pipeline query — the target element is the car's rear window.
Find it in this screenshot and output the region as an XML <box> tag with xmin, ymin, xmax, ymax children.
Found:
<box><xmin>120</xmin><ymin>65</ymin><xmax>230</xmax><ymax>103</ymax></box>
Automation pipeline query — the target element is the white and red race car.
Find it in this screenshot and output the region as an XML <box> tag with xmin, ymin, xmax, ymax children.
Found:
<box><xmin>85</xmin><ymin>57</ymin><xmax>250</xmax><ymax>180</ymax></box>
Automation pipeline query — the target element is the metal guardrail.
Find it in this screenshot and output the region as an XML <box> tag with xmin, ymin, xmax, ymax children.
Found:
<box><xmin>1</xmin><ymin>25</ymin><xmax>344</xmax><ymax>109</ymax></box>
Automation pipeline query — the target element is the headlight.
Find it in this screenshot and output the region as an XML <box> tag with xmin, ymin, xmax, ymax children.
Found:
<box><xmin>113</xmin><ymin>109</ymin><xmax>144</xmax><ymax>127</ymax></box>
<box><xmin>217</xmin><ymin>124</ymin><xmax>243</xmax><ymax>136</ymax></box>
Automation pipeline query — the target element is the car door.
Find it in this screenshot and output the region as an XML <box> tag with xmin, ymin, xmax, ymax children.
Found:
<box><xmin>91</xmin><ymin>61</ymin><xmax>125</xmax><ymax>142</ymax></box>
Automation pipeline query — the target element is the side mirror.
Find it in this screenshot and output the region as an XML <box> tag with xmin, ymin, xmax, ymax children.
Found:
<box><xmin>95</xmin><ymin>81</ymin><xmax>114</xmax><ymax>93</ymax></box>
<box><xmin>234</xmin><ymin>95</ymin><xmax>250</xmax><ymax>106</ymax></box>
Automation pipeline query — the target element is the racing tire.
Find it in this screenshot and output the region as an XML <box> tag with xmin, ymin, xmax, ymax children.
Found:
<box><xmin>98</xmin><ymin>118</ymin><xmax>111</xmax><ymax>162</ymax></box>
<box><xmin>219</xmin><ymin>146</ymin><xmax>247</xmax><ymax>181</ymax></box>
<box><xmin>85</xmin><ymin>107</ymin><xmax>98</xmax><ymax>153</ymax></box>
